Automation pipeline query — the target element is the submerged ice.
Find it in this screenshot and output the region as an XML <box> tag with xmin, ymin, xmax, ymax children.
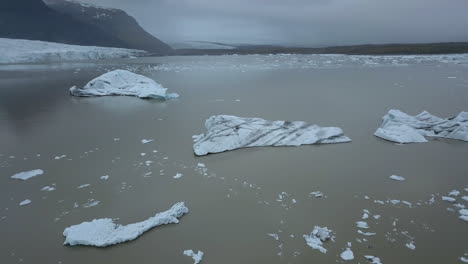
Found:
<box><xmin>63</xmin><ymin>202</ymin><xmax>188</xmax><ymax>247</ymax></box>
<box><xmin>193</xmin><ymin>115</ymin><xmax>351</xmax><ymax>155</ymax></box>
<box><xmin>374</xmin><ymin>110</ymin><xmax>468</xmax><ymax>143</ymax></box>
<box><xmin>70</xmin><ymin>70</ymin><xmax>179</xmax><ymax>99</ymax></box>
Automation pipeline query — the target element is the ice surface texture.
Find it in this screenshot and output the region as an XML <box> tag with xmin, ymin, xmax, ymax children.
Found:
<box><xmin>0</xmin><ymin>38</ymin><xmax>143</xmax><ymax>64</ymax></box>
<box><xmin>193</xmin><ymin>115</ymin><xmax>351</xmax><ymax>155</ymax></box>
<box><xmin>374</xmin><ymin>109</ymin><xmax>468</xmax><ymax>143</ymax></box>
<box><xmin>70</xmin><ymin>70</ymin><xmax>179</xmax><ymax>99</ymax></box>
<box><xmin>63</xmin><ymin>202</ymin><xmax>188</xmax><ymax>247</ymax></box>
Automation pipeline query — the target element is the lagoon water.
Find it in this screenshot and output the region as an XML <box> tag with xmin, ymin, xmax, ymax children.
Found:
<box><xmin>0</xmin><ymin>54</ymin><xmax>467</xmax><ymax>264</ymax></box>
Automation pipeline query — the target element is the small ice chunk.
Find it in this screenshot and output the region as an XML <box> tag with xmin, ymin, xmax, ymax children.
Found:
<box><xmin>141</xmin><ymin>139</ymin><xmax>154</xmax><ymax>144</ymax></box>
<box><xmin>55</xmin><ymin>155</ymin><xmax>67</xmax><ymax>160</ymax></box>
<box><xmin>389</xmin><ymin>199</ymin><xmax>401</xmax><ymax>205</ymax></box>
<box><xmin>100</xmin><ymin>175</ymin><xmax>109</xmax><ymax>180</ymax></box>
<box><xmin>173</xmin><ymin>173</ymin><xmax>183</xmax><ymax>179</ymax></box>
<box><xmin>267</xmin><ymin>233</ymin><xmax>279</xmax><ymax>241</ymax></box>
<box><xmin>365</xmin><ymin>255</ymin><xmax>383</xmax><ymax>264</ymax></box>
<box><xmin>373</xmin><ymin>215</ymin><xmax>381</xmax><ymax>220</ymax></box>
<box><xmin>63</xmin><ymin>202</ymin><xmax>188</xmax><ymax>247</ymax></box>
<box><xmin>405</xmin><ymin>242</ymin><xmax>416</xmax><ymax>250</ymax></box>
<box><xmin>442</xmin><ymin>196</ymin><xmax>456</xmax><ymax>203</ymax></box>
<box><xmin>462</xmin><ymin>196</ymin><xmax>468</xmax><ymax>202</ymax></box>
<box><xmin>460</xmin><ymin>209</ymin><xmax>468</xmax><ymax>216</ymax></box>
<box><xmin>449</xmin><ymin>190</ymin><xmax>460</xmax><ymax>196</ymax></box>
<box><xmin>19</xmin><ymin>199</ymin><xmax>31</xmax><ymax>206</ymax></box>
<box><xmin>358</xmin><ymin>230</ymin><xmax>376</xmax><ymax>236</ymax></box>
<box><xmin>389</xmin><ymin>175</ymin><xmax>405</xmax><ymax>181</ymax></box>
<box><xmin>183</xmin><ymin>250</ymin><xmax>203</xmax><ymax>264</ymax></box>
<box><xmin>310</xmin><ymin>191</ymin><xmax>324</xmax><ymax>198</ymax></box>
<box><xmin>303</xmin><ymin>226</ymin><xmax>334</xmax><ymax>253</ymax></box>
<box><xmin>83</xmin><ymin>200</ymin><xmax>100</xmax><ymax>208</ymax></box>
<box><xmin>197</xmin><ymin>163</ymin><xmax>206</xmax><ymax>168</ymax></box>
<box><xmin>77</xmin><ymin>184</ymin><xmax>91</xmax><ymax>189</ymax></box>
<box><xmin>340</xmin><ymin>247</ymin><xmax>354</xmax><ymax>261</ymax></box>
<box><xmin>41</xmin><ymin>186</ymin><xmax>56</xmax><ymax>192</ymax></box>
<box><xmin>356</xmin><ymin>221</ymin><xmax>369</xmax><ymax>229</ymax></box>
<box><xmin>11</xmin><ymin>169</ymin><xmax>44</xmax><ymax>180</ymax></box>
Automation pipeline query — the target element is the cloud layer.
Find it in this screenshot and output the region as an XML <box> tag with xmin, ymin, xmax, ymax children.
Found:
<box><xmin>81</xmin><ymin>0</ymin><xmax>468</xmax><ymax>46</ymax></box>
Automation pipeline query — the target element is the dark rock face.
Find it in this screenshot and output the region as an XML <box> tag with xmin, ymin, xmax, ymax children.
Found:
<box><xmin>44</xmin><ymin>0</ymin><xmax>172</xmax><ymax>54</ymax></box>
<box><xmin>0</xmin><ymin>0</ymin><xmax>171</xmax><ymax>54</ymax></box>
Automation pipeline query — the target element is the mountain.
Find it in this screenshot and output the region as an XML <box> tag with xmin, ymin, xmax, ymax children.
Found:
<box><xmin>44</xmin><ymin>0</ymin><xmax>172</xmax><ymax>54</ymax></box>
<box><xmin>0</xmin><ymin>0</ymin><xmax>171</xmax><ymax>54</ymax></box>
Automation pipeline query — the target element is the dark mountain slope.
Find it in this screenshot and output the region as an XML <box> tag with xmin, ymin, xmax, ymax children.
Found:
<box><xmin>44</xmin><ymin>0</ymin><xmax>172</xmax><ymax>54</ymax></box>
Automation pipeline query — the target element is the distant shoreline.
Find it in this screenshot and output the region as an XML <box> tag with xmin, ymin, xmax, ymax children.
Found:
<box><xmin>168</xmin><ymin>42</ymin><xmax>468</xmax><ymax>56</ymax></box>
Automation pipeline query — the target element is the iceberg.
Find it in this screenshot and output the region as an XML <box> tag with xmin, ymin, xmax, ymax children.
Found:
<box><xmin>193</xmin><ymin>115</ymin><xmax>351</xmax><ymax>155</ymax></box>
<box><xmin>0</xmin><ymin>38</ymin><xmax>144</xmax><ymax>64</ymax></box>
<box><xmin>11</xmin><ymin>169</ymin><xmax>44</xmax><ymax>180</ymax></box>
<box><xmin>63</xmin><ymin>202</ymin><xmax>188</xmax><ymax>247</ymax></box>
<box><xmin>303</xmin><ymin>226</ymin><xmax>334</xmax><ymax>253</ymax></box>
<box><xmin>70</xmin><ymin>70</ymin><xmax>179</xmax><ymax>99</ymax></box>
<box><xmin>374</xmin><ymin>110</ymin><xmax>468</xmax><ymax>143</ymax></box>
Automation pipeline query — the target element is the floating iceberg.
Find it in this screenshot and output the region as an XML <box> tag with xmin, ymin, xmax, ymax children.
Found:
<box><xmin>193</xmin><ymin>115</ymin><xmax>351</xmax><ymax>155</ymax></box>
<box><xmin>70</xmin><ymin>70</ymin><xmax>179</xmax><ymax>99</ymax></box>
<box><xmin>11</xmin><ymin>169</ymin><xmax>44</xmax><ymax>180</ymax></box>
<box><xmin>389</xmin><ymin>175</ymin><xmax>405</xmax><ymax>181</ymax></box>
<box><xmin>63</xmin><ymin>202</ymin><xmax>188</xmax><ymax>247</ymax></box>
<box><xmin>303</xmin><ymin>226</ymin><xmax>334</xmax><ymax>253</ymax></box>
<box><xmin>183</xmin><ymin>250</ymin><xmax>204</xmax><ymax>264</ymax></box>
<box><xmin>340</xmin><ymin>247</ymin><xmax>354</xmax><ymax>261</ymax></box>
<box><xmin>374</xmin><ymin>110</ymin><xmax>468</xmax><ymax>143</ymax></box>
<box><xmin>0</xmin><ymin>38</ymin><xmax>144</xmax><ymax>64</ymax></box>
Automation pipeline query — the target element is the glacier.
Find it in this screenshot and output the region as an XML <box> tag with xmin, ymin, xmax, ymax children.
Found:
<box><xmin>63</xmin><ymin>202</ymin><xmax>188</xmax><ymax>247</ymax></box>
<box><xmin>70</xmin><ymin>70</ymin><xmax>179</xmax><ymax>99</ymax></box>
<box><xmin>374</xmin><ymin>109</ymin><xmax>468</xmax><ymax>143</ymax></box>
<box><xmin>0</xmin><ymin>38</ymin><xmax>144</xmax><ymax>64</ymax></box>
<box><xmin>193</xmin><ymin>115</ymin><xmax>351</xmax><ymax>156</ymax></box>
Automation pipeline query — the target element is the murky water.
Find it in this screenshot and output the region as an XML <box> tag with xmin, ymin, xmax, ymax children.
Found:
<box><xmin>0</xmin><ymin>55</ymin><xmax>467</xmax><ymax>264</ymax></box>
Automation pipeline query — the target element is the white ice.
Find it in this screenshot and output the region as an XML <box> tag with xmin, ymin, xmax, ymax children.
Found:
<box><xmin>41</xmin><ymin>186</ymin><xmax>56</xmax><ymax>192</ymax></box>
<box><xmin>374</xmin><ymin>110</ymin><xmax>468</xmax><ymax>143</ymax></box>
<box><xmin>442</xmin><ymin>196</ymin><xmax>456</xmax><ymax>203</ymax></box>
<box><xmin>19</xmin><ymin>199</ymin><xmax>31</xmax><ymax>206</ymax></box>
<box><xmin>141</xmin><ymin>139</ymin><xmax>154</xmax><ymax>144</ymax></box>
<box><xmin>100</xmin><ymin>175</ymin><xmax>109</xmax><ymax>180</ymax></box>
<box><xmin>183</xmin><ymin>250</ymin><xmax>204</xmax><ymax>264</ymax></box>
<box><xmin>11</xmin><ymin>169</ymin><xmax>44</xmax><ymax>180</ymax></box>
<box><xmin>173</xmin><ymin>173</ymin><xmax>183</xmax><ymax>179</ymax></box>
<box><xmin>63</xmin><ymin>202</ymin><xmax>188</xmax><ymax>247</ymax></box>
<box><xmin>340</xmin><ymin>247</ymin><xmax>354</xmax><ymax>261</ymax></box>
<box><xmin>70</xmin><ymin>70</ymin><xmax>179</xmax><ymax>99</ymax></box>
<box><xmin>193</xmin><ymin>115</ymin><xmax>351</xmax><ymax>155</ymax></box>
<box><xmin>0</xmin><ymin>38</ymin><xmax>144</xmax><ymax>64</ymax></box>
<box><xmin>389</xmin><ymin>175</ymin><xmax>405</xmax><ymax>181</ymax></box>
<box><xmin>356</xmin><ymin>221</ymin><xmax>369</xmax><ymax>229</ymax></box>
<box><xmin>303</xmin><ymin>226</ymin><xmax>334</xmax><ymax>253</ymax></box>
<box><xmin>406</xmin><ymin>242</ymin><xmax>416</xmax><ymax>250</ymax></box>
<box><xmin>365</xmin><ymin>256</ymin><xmax>383</xmax><ymax>264</ymax></box>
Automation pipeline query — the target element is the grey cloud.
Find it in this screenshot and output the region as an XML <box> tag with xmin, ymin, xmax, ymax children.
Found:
<box><xmin>80</xmin><ymin>0</ymin><xmax>468</xmax><ymax>46</ymax></box>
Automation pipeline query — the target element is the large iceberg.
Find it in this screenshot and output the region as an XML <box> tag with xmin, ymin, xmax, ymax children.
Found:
<box><xmin>70</xmin><ymin>70</ymin><xmax>179</xmax><ymax>99</ymax></box>
<box><xmin>374</xmin><ymin>110</ymin><xmax>468</xmax><ymax>143</ymax></box>
<box><xmin>0</xmin><ymin>38</ymin><xmax>144</xmax><ymax>64</ymax></box>
<box><xmin>63</xmin><ymin>202</ymin><xmax>188</xmax><ymax>247</ymax></box>
<box><xmin>192</xmin><ymin>115</ymin><xmax>351</xmax><ymax>156</ymax></box>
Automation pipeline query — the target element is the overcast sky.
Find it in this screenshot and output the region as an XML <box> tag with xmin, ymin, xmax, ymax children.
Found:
<box><xmin>81</xmin><ymin>0</ymin><xmax>468</xmax><ymax>46</ymax></box>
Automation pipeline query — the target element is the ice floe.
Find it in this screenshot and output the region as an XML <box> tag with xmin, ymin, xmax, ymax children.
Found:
<box><xmin>41</xmin><ymin>186</ymin><xmax>56</xmax><ymax>192</ymax></box>
<box><xmin>374</xmin><ymin>110</ymin><xmax>468</xmax><ymax>143</ymax></box>
<box><xmin>141</xmin><ymin>139</ymin><xmax>154</xmax><ymax>144</ymax></box>
<box><xmin>0</xmin><ymin>38</ymin><xmax>144</xmax><ymax>64</ymax></box>
<box><xmin>11</xmin><ymin>169</ymin><xmax>44</xmax><ymax>180</ymax></box>
<box><xmin>70</xmin><ymin>70</ymin><xmax>179</xmax><ymax>99</ymax></box>
<box><xmin>63</xmin><ymin>202</ymin><xmax>188</xmax><ymax>247</ymax></box>
<box><xmin>303</xmin><ymin>226</ymin><xmax>334</xmax><ymax>253</ymax></box>
<box><xmin>365</xmin><ymin>255</ymin><xmax>383</xmax><ymax>264</ymax></box>
<box><xmin>356</xmin><ymin>221</ymin><xmax>369</xmax><ymax>229</ymax></box>
<box><xmin>406</xmin><ymin>241</ymin><xmax>416</xmax><ymax>250</ymax></box>
<box><xmin>100</xmin><ymin>175</ymin><xmax>109</xmax><ymax>180</ymax></box>
<box><xmin>183</xmin><ymin>250</ymin><xmax>204</xmax><ymax>264</ymax></box>
<box><xmin>460</xmin><ymin>209</ymin><xmax>468</xmax><ymax>222</ymax></box>
<box><xmin>193</xmin><ymin>115</ymin><xmax>351</xmax><ymax>155</ymax></box>
<box><xmin>389</xmin><ymin>175</ymin><xmax>405</xmax><ymax>181</ymax></box>
<box><xmin>19</xmin><ymin>199</ymin><xmax>31</xmax><ymax>206</ymax></box>
<box><xmin>442</xmin><ymin>196</ymin><xmax>456</xmax><ymax>203</ymax></box>
<box><xmin>340</xmin><ymin>246</ymin><xmax>354</xmax><ymax>261</ymax></box>
<box><xmin>173</xmin><ymin>173</ymin><xmax>183</xmax><ymax>179</ymax></box>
